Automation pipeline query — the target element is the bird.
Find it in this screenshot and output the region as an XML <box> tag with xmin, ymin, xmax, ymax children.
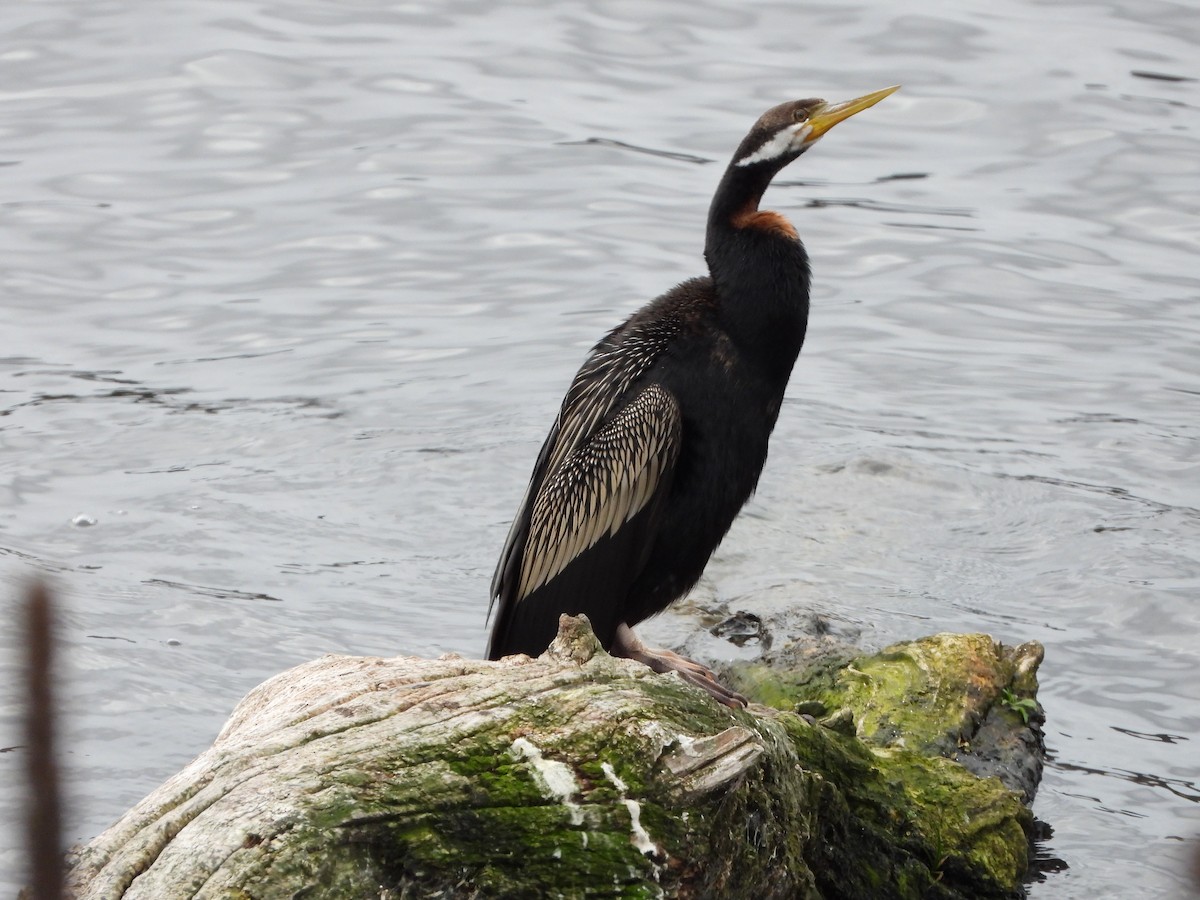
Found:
<box><xmin>487</xmin><ymin>86</ymin><xmax>899</xmax><ymax>707</ymax></box>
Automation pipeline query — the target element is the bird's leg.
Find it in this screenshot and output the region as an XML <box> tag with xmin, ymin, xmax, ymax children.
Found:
<box><xmin>611</xmin><ymin>623</ymin><xmax>748</xmax><ymax>709</ymax></box>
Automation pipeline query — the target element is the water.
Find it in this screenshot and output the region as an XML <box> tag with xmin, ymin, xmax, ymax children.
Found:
<box><xmin>1</xmin><ymin>0</ymin><xmax>1197</xmax><ymax>895</ymax></box>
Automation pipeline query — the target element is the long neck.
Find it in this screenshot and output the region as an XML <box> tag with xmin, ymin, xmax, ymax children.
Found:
<box><xmin>705</xmin><ymin>163</ymin><xmax>778</xmax><ymax>248</ymax></box>
<box><xmin>703</xmin><ymin>162</ymin><xmax>812</xmax><ymax>382</ymax></box>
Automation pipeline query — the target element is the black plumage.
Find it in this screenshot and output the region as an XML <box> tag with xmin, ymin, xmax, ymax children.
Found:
<box><xmin>487</xmin><ymin>88</ymin><xmax>898</xmax><ymax>706</ymax></box>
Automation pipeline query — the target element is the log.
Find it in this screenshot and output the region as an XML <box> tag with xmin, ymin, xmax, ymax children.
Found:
<box><xmin>59</xmin><ymin>615</ymin><xmax>1044</xmax><ymax>899</ymax></box>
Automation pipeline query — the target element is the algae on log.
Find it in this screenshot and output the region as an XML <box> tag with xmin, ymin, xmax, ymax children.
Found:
<box><xmin>62</xmin><ymin>616</ymin><xmax>1043</xmax><ymax>900</ymax></box>
<box><xmin>726</xmin><ymin>631</ymin><xmax>1046</xmax><ymax>803</ymax></box>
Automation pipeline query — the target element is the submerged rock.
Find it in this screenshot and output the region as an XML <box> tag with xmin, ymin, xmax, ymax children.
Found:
<box><xmin>61</xmin><ymin>616</ymin><xmax>1044</xmax><ymax>899</ymax></box>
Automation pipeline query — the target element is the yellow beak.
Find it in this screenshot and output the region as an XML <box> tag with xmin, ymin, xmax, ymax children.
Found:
<box><xmin>806</xmin><ymin>85</ymin><xmax>900</xmax><ymax>140</ymax></box>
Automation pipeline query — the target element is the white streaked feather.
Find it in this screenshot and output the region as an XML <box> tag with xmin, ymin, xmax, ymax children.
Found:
<box><xmin>521</xmin><ymin>548</ymin><xmax>545</xmax><ymax>600</ymax></box>
<box><xmin>516</xmin><ymin>384</ymin><xmax>680</xmax><ymax>600</ymax></box>
<box><xmin>612</xmin><ymin>467</ymin><xmax>634</xmax><ymax>534</ymax></box>
<box><xmin>627</xmin><ymin>471</ymin><xmax>650</xmax><ymax>521</ymax></box>
<box><xmin>491</xmin><ymin>306</ymin><xmax>693</xmax><ymax>614</ymax></box>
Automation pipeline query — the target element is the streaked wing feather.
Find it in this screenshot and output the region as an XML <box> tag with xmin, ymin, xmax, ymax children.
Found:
<box><xmin>546</xmin><ymin>327</ymin><xmax>669</xmax><ymax>477</ymax></box>
<box><xmin>489</xmin><ymin>314</ymin><xmax>682</xmax><ymax>621</ymax></box>
<box><xmin>486</xmin><ymin>385</ymin><xmax>682</xmax><ymax>660</ymax></box>
<box><xmin>488</xmin><ymin>282</ymin><xmax>713</xmax><ymax>658</ymax></box>
<box><xmin>517</xmin><ymin>384</ymin><xmax>681</xmax><ymax>600</ymax></box>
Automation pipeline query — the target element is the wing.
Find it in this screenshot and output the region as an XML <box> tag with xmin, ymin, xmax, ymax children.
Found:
<box><xmin>519</xmin><ymin>383</ymin><xmax>681</xmax><ymax>601</ymax></box>
<box><xmin>487</xmin><ymin>277</ymin><xmax>716</xmax><ymax>658</ymax></box>
<box><xmin>487</xmin><ymin>382</ymin><xmax>682</xmax><ymax>659</ymax></box>
<box><xmin>489</xmin><ymin>300</ymin><xmax>688</xmax><ymax>609</ymax></box>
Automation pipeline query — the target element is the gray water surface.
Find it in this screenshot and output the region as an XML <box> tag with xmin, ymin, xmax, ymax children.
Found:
<box><xmin>2</xmin><ymin>0</ymin><xmax>1198</xmax><ymax>896</ymax></box>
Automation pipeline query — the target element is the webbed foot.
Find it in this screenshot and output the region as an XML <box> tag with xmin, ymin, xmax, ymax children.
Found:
<box><xmin>612</xmin><ymin>623</ymin><xmax>747</xmax><ymax>709</ymax></box>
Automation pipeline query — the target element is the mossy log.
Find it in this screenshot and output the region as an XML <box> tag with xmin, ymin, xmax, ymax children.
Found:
<box><xmin>61</xmin><ymin>616</ymin><xmax>1044</xmax><ymax>899</ymax></box>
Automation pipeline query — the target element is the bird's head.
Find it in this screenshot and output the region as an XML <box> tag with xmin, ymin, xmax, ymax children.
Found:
<box><xmin>732</xmin><ymin>85</ymin><xmax>900</xmax><ymax>169</ymax></box>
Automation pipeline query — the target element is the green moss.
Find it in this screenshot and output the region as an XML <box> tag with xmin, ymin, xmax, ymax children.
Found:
<box><xmin>735</xmin><ymin>634</ymin><xmax>1027</xmax><ymax>763</ymax></box>
<box><xmin>767</xmin><ymin>706</ymin><xmax>1031</xmax><ymax>900</ymax></box>
<box><xmin>821</xmin><ymin>636</ymin><xmax>1002</xmax><ymax>752</ymax></box>
<box><xmin>878</xmin><ymin>750</ymin><xmax>1032</xmax><ymax>891</ymax></box>
<box><xmin>729</xmin><ymin>659</ymin><xmax>849</xmax><ymax>712</ymax></box>
<box><xmin>290</xmin><ymin>690</ymin><xmax>684</xmax><ymax>896</ymax></box>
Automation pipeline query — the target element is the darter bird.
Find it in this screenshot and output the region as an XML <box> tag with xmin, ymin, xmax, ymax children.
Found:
<box><xmin>487</xmin><ymin>87</ymin><xmax>899</xmax><ymax>707</ymax></box>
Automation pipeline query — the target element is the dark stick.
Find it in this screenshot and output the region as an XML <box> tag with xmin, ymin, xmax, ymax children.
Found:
<box><xmin>24</xmin><ymin>581</ymin><xmax>63</xmax><ymax>900</ymax></box>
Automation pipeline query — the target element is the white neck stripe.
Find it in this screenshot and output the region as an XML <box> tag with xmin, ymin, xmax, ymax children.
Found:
<box><xmin>735</xmin><ymin>123</ymin><xmax>813</xmax><ymax>167</ymax></box>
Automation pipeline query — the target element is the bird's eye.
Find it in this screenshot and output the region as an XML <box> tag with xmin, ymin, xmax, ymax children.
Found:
<box><xmin>793</xmin><ymin>107</ymin><xmax>808</xmax><ymax>122</ymax></box>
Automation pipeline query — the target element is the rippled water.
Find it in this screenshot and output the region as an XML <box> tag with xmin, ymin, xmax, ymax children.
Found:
<box><xmin>2</xmin><ymin>0</ymin><xmax>1197</xmax><ymax>895</ymax></box>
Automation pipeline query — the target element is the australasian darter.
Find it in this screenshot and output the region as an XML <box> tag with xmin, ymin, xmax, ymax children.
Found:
<box><xmin>487</xmin><ymin>87</ymin><xmax>900</xmax><ymax>707</ymax></box>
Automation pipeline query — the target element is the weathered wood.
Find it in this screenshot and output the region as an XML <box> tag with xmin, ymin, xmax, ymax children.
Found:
<box><xmin>61</xmin><ymin>616</ymin><xmax>1044</xmax><ymax>899</ymax></box>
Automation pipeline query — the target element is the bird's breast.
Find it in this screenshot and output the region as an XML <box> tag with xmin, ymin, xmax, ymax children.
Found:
<box><xmin>663</xmin><ymin>341</ymin><xmax>782</xmax><ymax>498</ymax></box>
